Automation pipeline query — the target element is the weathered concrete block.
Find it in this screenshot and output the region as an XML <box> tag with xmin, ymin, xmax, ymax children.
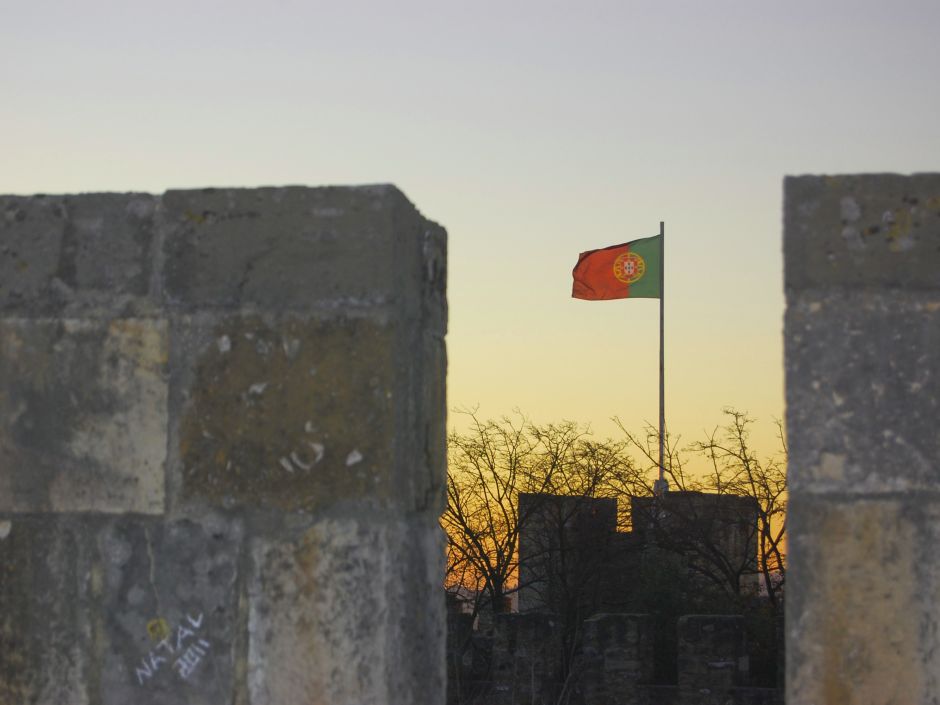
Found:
<box><xmin>786</xmin><ymin>289</ymin><xmax>940</xmax><ymax>493</ymax></box>
<box><xmin>787</xmin><ymin>496</ymin><xmax>937</xmax><ymax>705</ymax></box>
<box><xmin>785</xmin><ymin>173</ymin><xmax>940</xmax><ymax>705</ymax></box>
<box><xmin>0</xmin><ymin>516</ymin><xmax>93</xmax><ymax>705</ymax></box>
<box><xmin>1</xmin><ymin>196</ymin><xmax>67</xmax><ymax>314</ymax></box>
<box><xmin>161</xmin><ymin>186</ymin><xmax>443</xmax><ymax>317</ymax></box>
<box><xmin>0</xmin><ymin>193</ymin><xmax>160</xmax><ymax>316</ymax></box>
<box><xmin>784</xmin><ymin>174</ymin><xmax>940</xmax><ymax>290</ymax></box>
<box><xmin>246</xmin><ymin>516</ymin><xmax>445</xmax><ymax>705</ymax></box>
<box><xmin>96</xmin><ymin>515</ymin><xmax>243</xmax><ymax>705</ymax></box>
<box><xmin>0</xmin><ymin>318</ymin><xmax>167</xmax><ymax>514</ymax></box>
<box><xmin>167</xmin><ymin>314</ymin><xmax>441</xmax><ymax>513</ymax></box>
<box><xmin>0</xmin><ymin>514</ymin><xmax>244</xmax><ymax>705</ymax></box>
<box><xmin>0</xmin><ymin>185</ymin><xmax>448</xmax><ymax>705</ymax></box>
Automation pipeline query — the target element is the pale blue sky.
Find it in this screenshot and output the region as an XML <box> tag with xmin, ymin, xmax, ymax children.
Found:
<box><xmin>3</xmin><ymin>0</ymin><xmax>938</xmax><ymax>460</ymax></box>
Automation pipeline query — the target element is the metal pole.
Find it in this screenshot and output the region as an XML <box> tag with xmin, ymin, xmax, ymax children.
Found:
<box><xmin>658</xmin><ymin>221</ymin><xmax>666</xmax><ymax>489</ymax></box>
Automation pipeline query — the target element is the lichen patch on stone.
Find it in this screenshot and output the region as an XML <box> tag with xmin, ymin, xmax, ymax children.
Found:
<box><xmin>179</xmin><ymin>316</ymin><xmax>395</xmax><ymax>511</ymax></box>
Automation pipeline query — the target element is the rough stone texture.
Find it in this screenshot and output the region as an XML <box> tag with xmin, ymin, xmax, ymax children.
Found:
<box><xmin>96</xmin><ymin>515</ymin><xmax>243</xmax><ymax>705</ymax></box>
<box><xmin>247</xmin><ymin>516</ymin><xmax>445</xmax><ymax>705</ymax></box>
<box><xmin>0</xmin><ymin>318</ymin><xmax>168</xmax><ymax>514</ymax></box>
<box><xmin>0</xmin><ymin>185</ymin><xmax>447</xmax><ymax>705</ymax></box>
<box><xmin>581</xmin><ymin>614</ymin><xmax>653</xmax><ymax>705</ymax></box>
<box><xmin>677</xmin><ymin>616</ymin><xmax>746</xmax><ymax>705</ymax></box>
<box><xmin>0</xmin><ymin>513</ymin><xmax>243</xmax><ymax>705</ymax></box>
<box><xmin>160</xmin><ymin>186</ymin><xmax>435</xmax><ymax>314</ymax></box>
<box><xmin>786</xmin><ymin>291</ymin><xmax>940</xmax><ymax>494</ymax></box>
<box><xmin>784</xmin><ymin>173</ymin><xmax>940</xmax><ymax>290</ymax></box>
<box><xmin>0</xmin><ymin>193</ymin><xmax>161</xmax><ymax>318</ymax></box>
<box><xmin>785</xmin><ymin>173</ymin><xmax>940</xmax><ymax>704</ymax></box>
<box><xmin>0</xmin><ymin>516</ymin><xmax>92</xmax><ymax>705</ymax></box>
<box><xmin>787</xmin><ymin>497</ymin><xmax>935</xmax><ymax>705</ymax></box>
<box><xmin>174</xmin><ymin>315</ymin><xmax>398</xmax><ymax>512</ymax></box>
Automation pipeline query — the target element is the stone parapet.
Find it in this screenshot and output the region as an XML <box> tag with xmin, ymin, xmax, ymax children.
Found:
<box><xmin>581</xmin><ymin>613</ymin><xmax>654</xmax><ymax>705</ymax></box>
<box><xmin>489</xmin><ymin>613</ymin><xmax>563</xmax><ymax>705</ymax></box>
<box><xmin>0</xmin><ymin>186</ymin><xmax>447</xmax><ymax>705</ymax></box>
<box><xmin>677</xmin><ymin>615</ymin><xmax>746</xmax><ymax>705</ymax></box>
<box><xmin>785</xmin><ymin>173</ymin><xmax>940</xmax><ymax>704</ymax></box>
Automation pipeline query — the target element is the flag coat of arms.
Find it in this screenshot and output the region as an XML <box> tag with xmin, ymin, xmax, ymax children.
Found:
<box><xmin>571</xmin><ymin>234</ymin><xmax>662</xmax><ymax>300</ymax></box>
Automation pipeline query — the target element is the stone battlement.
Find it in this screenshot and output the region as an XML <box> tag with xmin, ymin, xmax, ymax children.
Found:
<box><xmin>0</xmin><ymin>186</ymin><xmax>448</xmax><ymax>705</ymax></box>
<box><xmin>448</xmin><ymin>610</ymin><xmax>780</xmax><ymax>705</ymax></box>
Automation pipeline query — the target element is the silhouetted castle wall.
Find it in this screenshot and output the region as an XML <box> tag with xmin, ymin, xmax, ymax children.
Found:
<box><xmin>517</xmin><ymin>491</ymin><xmax>760</xmax><ymax>617</ymax></box>
<box><xmin>517</xmin><ymin>492</ymin><xmax>622</xmax><ymax>614</ymax></box>
<box><xmin>632</xmin><ymin>492</ymin><xmax>759</xmax><ymax>589</ymax></box>
<box><xmin>448</xmin><ymin>609</ymin><xmax>780</xmax><ymax>705</ymax></box>
<box><xmin>451</xmin><ymin>490</ymin><xmax>778</xmax><ymax>704</ymax></box>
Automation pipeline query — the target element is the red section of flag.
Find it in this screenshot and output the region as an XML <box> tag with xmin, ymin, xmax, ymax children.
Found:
<box><xmin>571</xmin><ymin>242</ymin><xmax>630</xmax><ymax>300</ymax></box>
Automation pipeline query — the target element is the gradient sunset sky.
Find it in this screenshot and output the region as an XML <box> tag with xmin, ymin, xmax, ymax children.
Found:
<box><xmin>3</xmin><ymin>0</ymin><xmax>938</xmax><ymax>464</ymax></box>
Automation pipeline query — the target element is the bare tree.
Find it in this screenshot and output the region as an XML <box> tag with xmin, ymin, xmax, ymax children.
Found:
<box><xmin>692</xmin><ymin>409</ymin><xmax>787</xmax><ymax>609</ymax></box>
<box><xmin>443</xmin><ymin>414</ymin><xmax>646</xmax><ymax>702</ymax></box>
<box><xmin>442</xmin><ymin>413</ymin><xmax>641</xmax><ymax>616</ymax></box>
<box><xmin>443</xmin><ymin>409</ymin><xmax>788</xmax><ymax>701</ymax></box>
<box><xmin>615</xmin><ymin>409</ymin><xmax>787</xmax><ymax>610</ymax></box>
<box><xmin>442</xmin><ymin>411</ymin><xmax>548</xmax><ymax>618</ymax></box>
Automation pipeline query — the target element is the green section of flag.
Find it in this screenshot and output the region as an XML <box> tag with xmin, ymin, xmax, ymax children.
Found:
<box><xmin>625</xmin><ymin>234</ymin><xmax>662</xmax><ymax>299</ymax></box>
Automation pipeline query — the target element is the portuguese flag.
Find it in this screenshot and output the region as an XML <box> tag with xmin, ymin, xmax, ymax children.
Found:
<box><xmin>571</xmin><ymin>234</ymin><xmax>662</xmax><ymax>300</ymax></box>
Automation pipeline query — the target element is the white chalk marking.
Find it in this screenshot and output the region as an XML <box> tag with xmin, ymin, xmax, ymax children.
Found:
<box><xmin>136</xmin><ymin>610</ymin><xmax>210</xmax><ymax>686</ymax></box>
<box><xmin>308</xmin><ymin>442</ymin><xmax>325</xmax><ymax>464</ymax></box>
<box><xmin>173</xmin><ymin>639</ymin><xmax>210</xmax><ymax>680</ymax></box>
<box><xmin>290</xmin><ymin>451</ymin><xmax>312</xmax><ymax>470</ymax></box>
<box><xmin>136</xmin><ymin>661</ymin><xmax>153</xmax><ymax>685</ymax></box>
<box><xmin>176</xmin><ymin>624</ymin><xmax>194</xmax><ymax>651</ymax></box>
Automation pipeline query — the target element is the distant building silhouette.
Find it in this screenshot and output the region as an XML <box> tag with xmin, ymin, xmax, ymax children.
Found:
<box><xmin>450</xmin><ymin>490</ymin><xmax>775</xmax><ymax>704</ymax></box>
<box><xmin>517</xmin><ymin>490</ymin><xmax>760</xmax><ymax>616</ymax></box>
<box><xmin>633</xmin><ymin>491</ymin><xmax>760</xmax><ymax>595</ymax></box>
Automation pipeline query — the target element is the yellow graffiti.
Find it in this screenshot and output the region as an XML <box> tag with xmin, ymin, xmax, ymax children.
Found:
<box><xmin>183</xmin><ymin>210</ymin><xmax>206</xmax><ymax>224</ymax></box>
<box><xmin>147</xmin><ymin>618</ymin><xmax>170</xmax><ymax>642</ymax></box>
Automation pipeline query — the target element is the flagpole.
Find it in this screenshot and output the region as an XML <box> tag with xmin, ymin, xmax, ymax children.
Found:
<box><xmin>658</xmin><ymin>220</ymin><xmax>666</xmax><ymax>492</ymax></box>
